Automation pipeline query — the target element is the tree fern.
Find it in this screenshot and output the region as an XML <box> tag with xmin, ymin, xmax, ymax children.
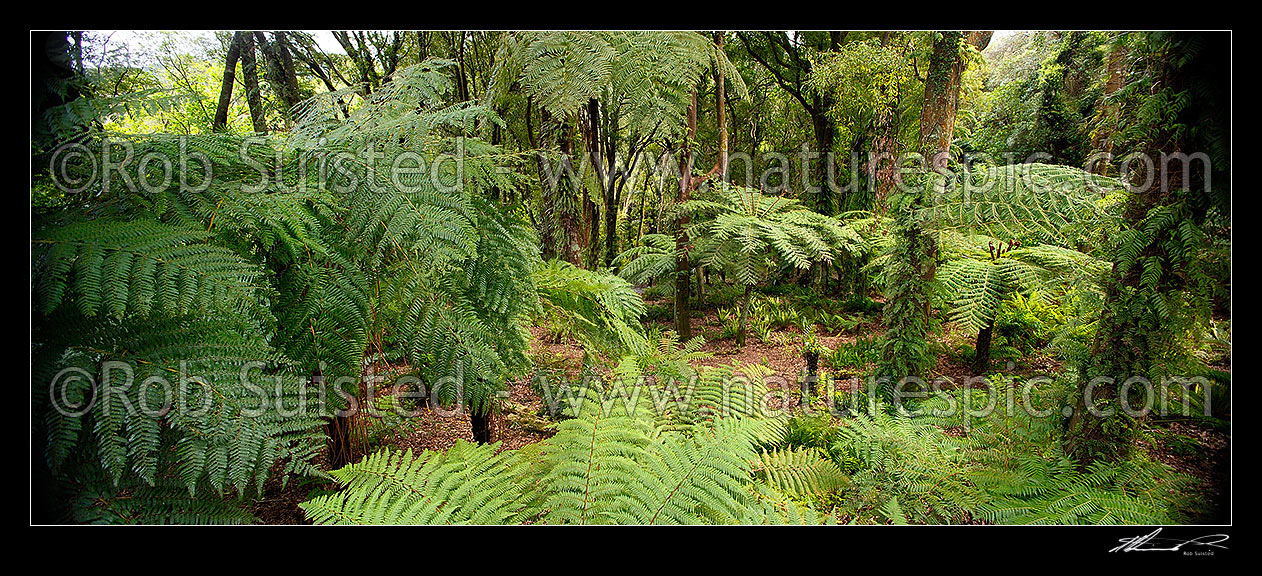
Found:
<box><xmin>752</xmin><ymin>447</ymin><xmax>848</xmax><ymax>498</ymax></box>
<box><xmin>301</xmin><ymin>362</ymin><xmax>838</xmax><ymax>524</ymax></box>
<box><xmin>33</xmin><ymin>61</ymin><xmax>552</xmax><ymax>522</ymax></box>
<box><xmin>534</xmin><ymin>259</ymin><xmax>649</xmax><ymax>359</ymax></box>
<box><xmin>299</xmin><ymin>441</ymin><xmax>534</xmax><ymax>525</ymax></box>
<box><xmin>678</xmin><ymin>184</ymin><xmax>862</xmax><ymax>345</ymax></box>
<box><xmin>928</xmin><ymin>163</ymin><xmax>1126</xmax><ymax>246</ymax></box>
<box><xmin>611</xmin><ymin>232</ymin><xmax>679</xmax><ymax>287</ymax></box>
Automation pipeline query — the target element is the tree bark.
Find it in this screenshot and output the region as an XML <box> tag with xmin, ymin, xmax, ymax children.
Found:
<box><xmin>557</xmin><ymin>119</ymin><xmax>586</xmax><ymax>266</ymax></box>
<box><xmin>1091</xmin><ymin>40</ymin><xmax>1128</xmax><ymax>176</ymax></box>
<box><xmin>867</xmin><ymin>33</ymin><xmax>902</xmax><ymax>213</ymax></box>
<box><xmin>531</xmin><ymin>100</ymin><xmax>557</xmax><ymax>260</ymax></box>
<box><xmin>255</xmin><ymin>31</ymin><xmax>303</xmax><ymax>126</ymax></box>
<box><xmin>583</xmin><ymin>98</ymin><xmax>617</xmax><ymax>269</ymax></box>
<box><xmin>674</xmin><ymin>91</ymin><xmax>698</xmax><ymax>341</ymax></box>
<box><xmin>715</xmin><ymin>32</ymin><xmax>729</xmax><ymax>182</ymax></box>
<box><xmin>737</xmin><ymin>284</ymin><xmax>752</xmax><ymax>347</ymax></box>
<box><xmin>470</xmin><ymin>411</ymin><xmax>493</xmax><ymax>444</ymax></box>
<box><xmin>973</xmin><ymin>320</ymin><xmax>994</xmax><ymax>375</ymax></box>
<box><xmin>238</xmin><ymin>32</ymin><xmax>267</xmax><ymax>134</ymax></box>
<box><xmin>212</xmin><ymin>33</ymin><xmax>243</xmax><ymax>132</ymax></box>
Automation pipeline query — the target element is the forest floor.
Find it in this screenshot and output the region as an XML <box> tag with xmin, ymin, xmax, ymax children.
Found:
<box><xmin>253</xmin><ymin>297</ymin><xmax>1231</xmax><ymax>525</ymax></box>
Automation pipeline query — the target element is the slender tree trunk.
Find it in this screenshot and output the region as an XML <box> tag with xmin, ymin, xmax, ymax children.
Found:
<box><xmin>212</xmin><ymin>34</ymin><xmax>243</xmax><ymax>132</ymax></box>
<box><xmin>455</xmin><ymin>31</ymin><xmax>470</xmax><ymax>102</ymax></box>
<box><xmin>583</xmin><ymin>98</ymin><xmax>618</xmax><ymax>269</ymax></box>
<box><xmin>415</xmin><ymin>31</ymin><xmax>429</xmax><ymax>63</ymax></box>
<box><xmin>530</xmin><ymin>99</ymin><xmax>557</xmax><ymax>260</ymax></box>
<box><xmin>811</xmin><ymin>106</ymin><xmax>836</xmax><ymax>213</ymax></box>
<box><xmin>238</xmin><ymin>32</ymin><xmax>267</xmax><ymax>134</ymax></box>
<box><xmin>674</xmin><ymin>92</ymin><xmax>697</xmax><ymax>341</ymax></box>
<box><xmin>636</xmin><ymin>186</ymin><xmax>648</xmax><ymax>245</ymax></box>
<box><xmin>584</xmin><ymin>183</ymin><xmax>599</xmax><ymax>269</ymax></box>
<box><xmin>737</xmin><ymin>284</ymin><xmax>752</xmax><ymax>347</ymax></box>
<box><xmin>715</xmin><ymin>32</ymin><xmax>729</xmax><ymax>182</ymax></box>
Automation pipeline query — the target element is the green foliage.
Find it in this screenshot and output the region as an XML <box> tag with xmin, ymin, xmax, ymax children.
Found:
<box><xmin>489</xmin><ymin>31</ymin><xmax>747</xmax><ymax>137</ymax></box>
<box><xmin>534</xmin><ymin>259</ymin><xmax>650</xmax><ymax>359</ymax></box>
<box><xmin>752</xmin><ymin>447</ymin><xmax>848</xmax><ymax>498</ymax></box>
<box><xmin>832</xmin><ymin>410</ymin><xmax>982</xmax><ymax>523</ymax></box>
<box><xmin>822</xmin><ymin>385</ymin><xmax>1205</xmax><ymax>524</ymax></box>
<box><xmin>31</xmin><ymin>61</ymin><xmax>559</xmax><ymax>523</ymax></box>
<box><xmin>612</xmin><ymin>233</ymin><xmax>678</xmax><ymax>286</ymax></box>
<box><xmin>680</xmin><ymin>184</ymin><xmax>862</xmax><ymax>288</ymax></box>
<box><xmin>783</xmin><ymin>413</ymin><xmax>839</xmax><ymax>451</ymax></box>
<box><xmin>299</xmin><ymin>441</ymin><xmax>533</xmax><ymax>524</ymax></box>
<box><xmin>937</xmin><ymin>236</ymin><xmax>1107</xmax><ymax>335</ymax></box>
<box><xmin>931</xmin><ymin>163</ymin><xmax>1125</xmax><ymax>247</ymax></box>
<box><xmin>824</xmin><ymin>336</ymin><xmax>881</xmax><ymax>374</ymax></box>
<box><xmin>303</xmin><ymin>368</ymin><xmax>837</xmax><ymax>525</ymax></box>
<box><xmin>972</xmin><ymin>32</ymin><xmax>1111</xmax><ymax>165</ymax></box>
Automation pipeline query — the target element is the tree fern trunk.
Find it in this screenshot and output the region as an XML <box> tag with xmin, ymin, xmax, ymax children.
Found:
<box><xmin>802</xmin><ymin>348</ymin><xmax>819</xmax><ymax>397</ymax></box>
<box><xmin>737</xmin><ymin>285</ymin><xmax>752</xmax><ymax>347</ymax></box>
<box><xmin>471</xmin><ymin>411</ymin><xmax>493</xmax><ymax>444</ymax></box>
<box><xmin>324</xmin><ymin>368</ymin><xmax>361</xmax><ymax>470</ymax></box>
<box><xmin>973</xmin><ymin>320</ymin><xmax>994</xmax><ymax>375</ymax></box>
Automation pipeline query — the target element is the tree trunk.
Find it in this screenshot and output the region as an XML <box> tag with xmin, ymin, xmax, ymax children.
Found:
<box><xmin>673</xmin><ymin>91</ymin><xmax>697</xmax><ymax>341</ymax></box>
<box><xmin>1091</xmin><ymin>40</ymin><xmax>1128</xmax><ymax>176</ymax></box>
<box><xmin>879</xmin><ymin>31</ymin><xmax>988</xmax><ymax>392</ymax></box>
<box><xmin>811</xmin><ymin>106</ymin><xmax>836</xmax><ymax>213</ymax></box>
<box><xmin>973</xmin><ymin>320</ymin><xmax>994</xmax><ymax>375</ymax></box>
<box><xmin>715</xmin><ymin>32</ymin><xmax>729</xmax><ymax>182</ymax></box>
<box><xmin>238</xmin><ymin>32</ymin><xmax>267</xmax><ymax>134</ymax></box>
<box><xmin>455</xmin><ymin>31</ymin><xmax>470</xmax><ymax>101</ymax></box>
<box><xmin>737</xmin><ymin>284</ymin><xmax>752</xmax><ymax>347</ymax></box>
<box><xmin>255</xmin><ymin>31</ymin><xmax>303</xmax><ymax>126</ymax></box>
<box><xmin>868</xmin><ymin>34</ymin><xmax>902</xmax><ymax>213</ymax></box>
<box><xmin>470</xmin><ymin>410</ymin><xmax>493</xmax><ymax>444</ymax></box>
<box><xmin>530</xmin><ymin>100</ymin><xmax>557</xmax><ymax>260</ymax></box>
<box><xmin>212</xmin><ymin>34</ymin><xmax>243</xmax><ymax>132</ymax></box>
<box><xmin>583</xmin><ymin>98</ymin><xmax>618</xmax><ymax>269</ymax></box>
<box><xmin>557</xmin><ymin>119</ymin><xmax>586</xmax><ymax>266</ymax></box>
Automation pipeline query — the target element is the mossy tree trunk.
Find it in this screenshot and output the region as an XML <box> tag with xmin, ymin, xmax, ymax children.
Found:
<box><xmin>673</xmin><ymin>91</ymin><xmax>697</xmax><ymax>341</ymax></box>
<box><xmin>878</xmin><ymin>31</ymin><xmax>990</xmax><ymax>399</ymax></box>
<box><xmin>1063</xmin><ymin>32</ymin><xmax>1229</xmax><ymax>470</ymax></box>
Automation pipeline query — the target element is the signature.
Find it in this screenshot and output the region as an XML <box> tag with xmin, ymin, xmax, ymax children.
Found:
<box><xmin>1110</xmin><ymin>528</ymin><xmax>1229</xmax><ymax>553</ymax></box>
